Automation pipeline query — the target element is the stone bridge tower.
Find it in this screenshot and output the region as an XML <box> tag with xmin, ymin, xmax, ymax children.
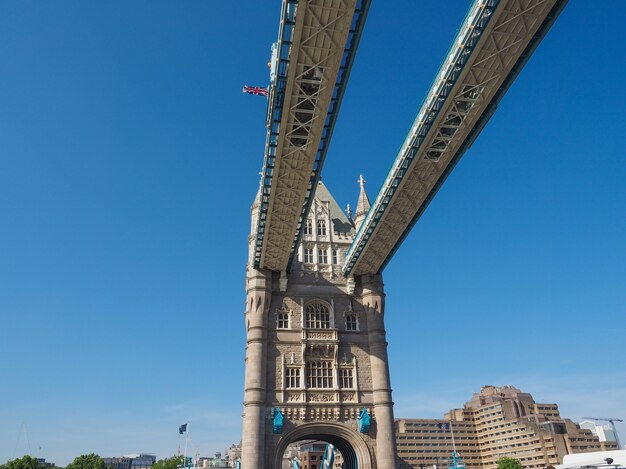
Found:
<box><xmin>241</xmin><ymin>181</ymin><xmax>398</xmax><ymax>469</ymax></box>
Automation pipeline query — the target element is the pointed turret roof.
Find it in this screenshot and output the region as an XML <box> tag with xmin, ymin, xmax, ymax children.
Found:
<box><xmin>312</xmin><ymin>181</ymin><xmax>354</xmax><ymax>235</ymax></box>
<box><xmin>354</xmin><ymin>175</ymin><xmax>370</xmax><ymax>231</ymax></box>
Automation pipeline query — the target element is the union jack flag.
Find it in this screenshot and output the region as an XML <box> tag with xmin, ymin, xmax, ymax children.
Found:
<box><xmin>242</xmin><ymin>85</ymin><xmax>269</xmax><ymax>97</ymax></box>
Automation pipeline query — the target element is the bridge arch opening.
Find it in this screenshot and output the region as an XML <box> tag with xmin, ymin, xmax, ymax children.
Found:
<box><xmin>274</xmin><ymin>423</ymin><xmax>372</xmax><ymax>469</ymax></box>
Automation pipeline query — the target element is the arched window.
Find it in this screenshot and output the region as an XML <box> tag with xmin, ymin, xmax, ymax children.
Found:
<box><xmin>307</xmin><ymin>361</ymin><xmax>333</xmax><ymax>388</ymax></box>
<box><xmin>277</xmin><ymin>312</ymin><xmax>289</xmax><ymax>329</ymax></box>
<box><xmin>306</xmin><ymin>302</ymin><xmax>330</xmax><ymax>329</ymax></box>
<box><xmin>304</xmin><ymin>219</ymin><xmax>313</xmax><ymax>235</ymax></box>
<box><xmin>345</xmin><ymin>313</ymin><xmax>358</xmax><ymax>331</ymax></box>
<box><xmin>317</xmin><ymin>220</ymin><xmax>326</xmax><ymax>236</ymax></box>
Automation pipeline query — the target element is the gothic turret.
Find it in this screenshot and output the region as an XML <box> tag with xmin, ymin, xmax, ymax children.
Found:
<box><xmin>353</xmin><ymin>175</ymin><xmax>370</xmax><ymax>231</ymax></box>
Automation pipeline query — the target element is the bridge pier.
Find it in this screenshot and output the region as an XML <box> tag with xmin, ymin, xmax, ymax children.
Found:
<box><xmin>360</xmin><ymin>274</ymin><xmax>398</xmax><ymax>469</ymax></box>
<box><xmin>241</xmin><ymin>268</ymin><xmax>271</xmax><ymax>469</ymax></box>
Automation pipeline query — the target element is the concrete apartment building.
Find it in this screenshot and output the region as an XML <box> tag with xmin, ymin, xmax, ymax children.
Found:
<box><xmin>299</xmin><ymin>442</ymin><xmax>327</xmax><ymax>469</ymax></box>
<box><xmin>296</xmin><ymin>442</ymin><xmax>345</xmax><ymax>469</ymax></box>
<box><xmin>396</xmin><ymin>418</ymin><xmax>481</xmax><ymax>469</ymax></box>
<box><xmin>396</xmin><ymin>385</ymin><xmax>617</xmax><ymax>469</ymax></box>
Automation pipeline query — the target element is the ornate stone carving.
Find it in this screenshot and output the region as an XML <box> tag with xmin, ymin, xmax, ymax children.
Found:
<box><xmin>341</xmin><ymin>392</ymin><xmax>356</xmax><ymax>402</ymax></box>
<box><xmin>309</xmin><ymin>392</ymin><xmax>335</xmax><ymax>402</ymax></box>
<box><xmin>308</xmin><ymin>331</ymin><xmax>333</xmax><ymax>340</ymax></box>
<box><xmin>286</xmin><ymin>392</ymin><xmax>303</xmax><ymax>402</ymax></box>
<box><xmin>308</xmin><ymin>343</ymin><xmax>335</xmax><ymax>358</ymax></box>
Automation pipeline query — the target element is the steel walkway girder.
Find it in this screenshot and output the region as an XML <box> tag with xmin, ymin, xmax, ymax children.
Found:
<box><xmin>343</xmin><ymin>0</ymin><xmax>568</xmax><ymax>277</ymax></box>
<box><xmin>254</xmin><ymin>0</ymin><xmax>371</xmax><ymax>273</ymax></box>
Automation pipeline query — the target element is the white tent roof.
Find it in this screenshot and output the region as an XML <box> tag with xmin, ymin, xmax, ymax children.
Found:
<box><xmin>557</xmin><ymin>450</ymin><xmax>626</xmax><ymax>469</ymax></box>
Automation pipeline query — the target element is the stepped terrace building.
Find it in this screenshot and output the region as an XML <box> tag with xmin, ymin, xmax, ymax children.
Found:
<box><xmin>396</xmin><ymin>385</ymin><xmax>617</xmax><ymax>469</ymax></box>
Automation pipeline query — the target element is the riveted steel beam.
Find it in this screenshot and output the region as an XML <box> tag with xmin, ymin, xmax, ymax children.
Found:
<box><xmin>254</xmin><ymin>0</ymin><xmax>371</xmax><ymax>273</ymax></box>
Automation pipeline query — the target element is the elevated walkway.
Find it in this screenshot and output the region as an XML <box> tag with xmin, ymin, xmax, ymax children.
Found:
<box><xmin>343</xmin><ymin>0</ymin><xmax>568</xmax><ymax>276</ymax></box>
<box><xmin>254</xmin><ymin>0</ymin><xmax>370</xmax><ymax>273</ymax></box>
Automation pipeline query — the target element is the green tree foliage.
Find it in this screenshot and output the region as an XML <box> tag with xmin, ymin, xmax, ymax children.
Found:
<box><xmin>1</xmin><ymin>455</ymin><xmax>46</xmax><ymax>469</ymax></box>
<box><xmin>65</xmin><ymin>454</ymin><xmax>106</xmax><ymax>469</ymax></box>
<box><xmin>497</xmin><ymin>457</ymin><xmax>523</xmax><ymax>469</ymax></box>
<box><xmin>151</xmin><ymin>456</ymin><xmax>184</xmax><ymax>469</ymax></box>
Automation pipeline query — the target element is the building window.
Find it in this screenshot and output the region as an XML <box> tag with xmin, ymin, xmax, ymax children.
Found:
<box><xmin>318</xmin><ymin>248</ymin><xmax>328</xmax><ymax>264</ymax></box>
<box><xmin>340</xmin><ymin>368</ymin><xmax>354</xmax><ymax>388</ymax></box>
<box><xmin>277</xmin><ymin>312</ymin><xmax>289</xmax><ymax>329</ymax></box>
<box><xmin>332</xmin><ymin>249</ymin><xmax>338</xmax><ymax>264</ymax></box>
<box><xmin>345</xmin><ymin>313</ymin><xmax>357</xmax><ymax>331</ymax></box>
<box><xmin>317</xmin><ymin>220</ymin><xmax>326</xmax><ymax>236</ymax></box>
<box><xmin>304</xmin><ymin>248</ymin><xmax>314</xmax><ymax>263</ymax></box>
<box><xmin>307</xmin><ymin>361</ymin><xmax>333</xmax><ymax>388</ymax></box>
<box><xmin>304</xmin><ymin>219</ymin><xmax>313</xmax><ymax>235</ymax></box>
<box><xmin>286</xmin><ymin>367</ymin><xmax>300</xmax><ymax>388</ymax></box>
<box><xmin>306</xmin><ymin>302</ymin><xmax>330</xmax><ymax>329</ymax></box>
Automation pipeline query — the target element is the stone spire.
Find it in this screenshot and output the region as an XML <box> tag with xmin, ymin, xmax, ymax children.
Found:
<box><xmin>354</xmin><ymin>174</ymin><xmax>371</xmax><ymax>231</ymax></box>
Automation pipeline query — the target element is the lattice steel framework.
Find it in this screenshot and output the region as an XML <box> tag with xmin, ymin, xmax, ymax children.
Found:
<box><xmin>343</xmin><ymin>0</ymin><xmax>568</xmax><ymax>276</ymax></box>
<box><xmin>254</xmin><ymin>0</ymin><xmax>370</xmax><ymax>272</ymax></box>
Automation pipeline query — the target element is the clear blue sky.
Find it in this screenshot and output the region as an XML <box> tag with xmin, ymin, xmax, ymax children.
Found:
<box><xmin>1</xmin><ymin>1</ymin><xmax>625</xmax><ymax>465</ymax></box>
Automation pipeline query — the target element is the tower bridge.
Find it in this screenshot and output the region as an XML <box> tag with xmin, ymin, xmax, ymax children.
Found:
<box><xmin>241</xmin><ymin>1</ymin><xmax>568</xmax><ymax>468</ymax></box>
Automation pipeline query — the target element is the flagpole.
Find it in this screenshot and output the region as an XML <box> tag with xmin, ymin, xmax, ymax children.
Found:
<box><xmin>184</xmin><ymin>425</ymin><xmax>189</xmax><ymax>469</ymax></box>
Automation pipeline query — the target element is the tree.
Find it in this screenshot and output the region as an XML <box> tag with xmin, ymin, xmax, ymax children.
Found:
<box><xmin>497</xmin><ymin>457</ymin><xmax>523</xmax><ymax>469</ymax></box>
<box><xmin>151</xmin><ymin>456</ymin><xmax>184</xmax><ymax>469</ymax></box>
<box><xmin>1</xmin><ymin>455</ymin><xmax>46</xmax><ymax>469</ymax></box>
<box><xmin>65</xmin><ymin>454</ymin><xmax>106</xmax><ymax>469</ymax></box>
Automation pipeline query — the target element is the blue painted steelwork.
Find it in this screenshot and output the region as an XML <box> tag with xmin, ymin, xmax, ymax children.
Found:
<box><xmin>273</xmin><ymin>408</ymin><xmax>284</xmax><ymax>434</ymax></box>
<box><xmin>253</xmin><ymin>0</ymin><xmax>372</xmax><ymax>271</ymax></box>
<box><xmin>358</xmin><ymin>407</ymin><xmax>370</xmax><ymax>433</ymax></box>
<box><xmin>321</xmin><ymin>443</ymin><xmax>335</xmax><ymax>468</ymax></box>
<box><xmin>342</xmin><ymin>0</ymin><xmax>500</xmax><ymax>277</ymax></box>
